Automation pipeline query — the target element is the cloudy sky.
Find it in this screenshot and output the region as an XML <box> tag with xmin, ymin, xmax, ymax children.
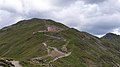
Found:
<box><xmin>0</xmin><ymin>0</ymin><xmax>120</xmax><ymax>37</ymax></box>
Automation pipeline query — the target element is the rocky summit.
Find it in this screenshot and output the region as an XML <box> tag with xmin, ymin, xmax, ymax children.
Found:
<box><xmin>0</xmin><ymin>18</ymin><xmax>120</xmax><ymax>67</ymax></box>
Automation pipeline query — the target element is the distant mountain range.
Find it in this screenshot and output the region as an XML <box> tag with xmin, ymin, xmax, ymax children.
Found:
<box><xmin>0</xmin><ymin>18</ymin><xmax>120</xmax><ymax>67</ymax></box>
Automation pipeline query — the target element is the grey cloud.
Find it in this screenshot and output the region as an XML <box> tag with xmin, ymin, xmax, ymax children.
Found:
<box><xmin>55</xmin><ymin>0</ymin><xmax>75</xmax><ymax>6</ymax></box>
<box><xmin>0</xmin><ymin>15</ymin><xmax>20</xmax><ymax>28</ymax></box>
<box><xmin>83</xmin><ymin>24</ymin><xmax>119</xmax><ymax>35</ymax></box>
<box><xmin>0</xmin><ymin>9</ymin><xmax>23</xmax><ymax>28</ymax></box>
<box><xmin>81</xmin><ymin>15</ymin><xmax>120</xmax><ymax>35</ymax></box>
<box><xmin>24</xmin><ymin>10</ymin><xmax>55</xmax><ymax>19</ymax></box>
<box><xmin>0</xmin><ymin>7</ymin><xmax>17</xmax><ymax>13</ymax></box>
<box><xmin>84</xmin><ymin>0</ymin><xmax>106</xmax><ymax>4</ymax></box>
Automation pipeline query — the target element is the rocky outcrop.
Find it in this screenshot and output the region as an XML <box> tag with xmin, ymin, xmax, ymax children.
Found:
<box><xmin>0</xmin><ymin>59</ymin><xmax>14</xmax><ymax>67</ymax></box>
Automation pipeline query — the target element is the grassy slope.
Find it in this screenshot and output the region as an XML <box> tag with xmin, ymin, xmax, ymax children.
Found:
<box><xmin>0</xmin><ymin>18</ymin><xmax>120</xmax><ymax>67</ymax></box>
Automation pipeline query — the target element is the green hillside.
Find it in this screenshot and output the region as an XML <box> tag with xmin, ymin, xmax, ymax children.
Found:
<box><xmin>0</xmin><ymin>18</ymin><xmax>120</xmax><ymax>67</ymax></box>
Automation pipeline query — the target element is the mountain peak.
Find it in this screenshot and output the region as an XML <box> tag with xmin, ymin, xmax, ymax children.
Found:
<box><xmin>102</xmin><ymin>33</ymin><xmax>120</xmax><ymax>39</ymax></box>
<box><xmin>2</xmin><ymin>18</ymin><xmax>68</xmax><ymax>31</ymax></box>
<box><xmin>105</xmin><ymin>33</ymin><xmax>117</xmax><ymax>36</ymax></box>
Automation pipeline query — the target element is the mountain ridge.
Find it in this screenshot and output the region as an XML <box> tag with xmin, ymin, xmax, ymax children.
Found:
<box><xmin>0</xmin><ymin>18</ymin><xmax>120</xmax><ymax>67</ymax></box>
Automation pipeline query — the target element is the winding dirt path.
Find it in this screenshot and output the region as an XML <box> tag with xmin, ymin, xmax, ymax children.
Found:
<box><xmin>42</xmin><ymin>42</ymin><xmax>72</xmax><ymax>63</ymax></box>
<box><xmin>31</xmin><ymin>32</ymin><xmax>71</xmax><ymax>65</ymax></box>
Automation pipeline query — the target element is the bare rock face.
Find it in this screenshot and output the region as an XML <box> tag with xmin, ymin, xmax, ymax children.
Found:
<box><xmin>47</xmin><ymin>25</ymin><xmax>62</xmax><ymax>32</ymax></box>
<box><xmin>47</xmin><ymin>26</ymin><xmax>57</xmax><ymax>32</ymax></box>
